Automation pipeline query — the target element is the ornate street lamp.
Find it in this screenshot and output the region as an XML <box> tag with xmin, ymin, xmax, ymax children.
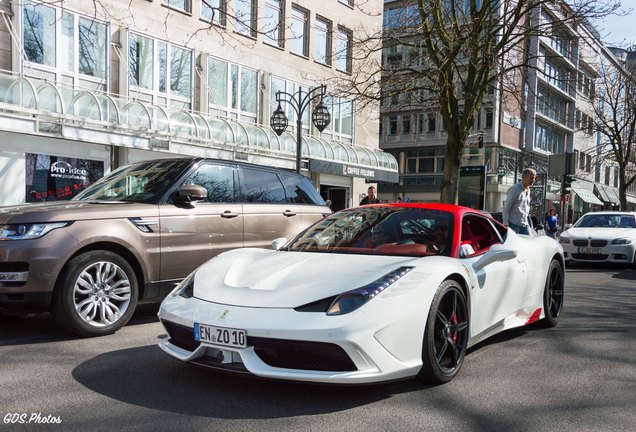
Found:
<box><xmin>269</xmin><ymin>84</ymin><xmax>331</xmax><ymax>173</ymax></box>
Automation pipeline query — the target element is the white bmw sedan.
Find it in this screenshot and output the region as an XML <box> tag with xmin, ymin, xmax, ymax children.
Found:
<box><xmin>559</xmin><ymin>211</ymin><xmax>636</xmax><ymax>266</ymax></box>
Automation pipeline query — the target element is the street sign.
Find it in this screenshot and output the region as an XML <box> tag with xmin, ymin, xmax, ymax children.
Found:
<box><xmin>548</xmin><ymin>153</ymin><xmax>577</xmax><ymax>176</ymax></box>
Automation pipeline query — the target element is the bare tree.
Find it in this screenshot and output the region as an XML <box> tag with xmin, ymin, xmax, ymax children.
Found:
<box><xmin>588</xmin><ymin>54</ymin><xmax>636</xmax><ymax>209</ymax></box>
<box><xmin>330</xmin><ymin>0</ymin><xmax>620</xmax><ymax>204</ymax></box>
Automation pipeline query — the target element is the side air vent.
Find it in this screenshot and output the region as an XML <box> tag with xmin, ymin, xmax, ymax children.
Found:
<box><xmin>129</xmin><ymin>217</ymin><xmax>159</xmax><ymax>233</ymax></box>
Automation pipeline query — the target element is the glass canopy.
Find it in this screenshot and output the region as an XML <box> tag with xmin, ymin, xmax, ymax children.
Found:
<box><xmin>0</xmin><ymin>72</ymin><xmax>398</xmax><ymax>173</ymax></box>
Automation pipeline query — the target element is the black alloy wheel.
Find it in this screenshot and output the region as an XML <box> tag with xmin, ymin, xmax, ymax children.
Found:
<box><xmin>541</xmin><ymin>259</ymin><xmax>564</xmax><ymax>327</ymax></box>
<box><xmin>418</xmin><ymin>280</ymin><xmax>469</xmax><ymax>384</ymax></box>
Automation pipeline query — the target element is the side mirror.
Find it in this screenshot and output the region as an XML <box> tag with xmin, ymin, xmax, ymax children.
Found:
<box><xmin>272</xmin><ymin>237</ymin><xmax>288</xmax><ymax>250</ymax></box>
<box><xmin>173</xmin><ymin>184</ymin><xmax>208</xmax><ymax>206</ymax></box>
<box><xmin>564</xmin><ymin>224</ymin><xmax>572</xmax><ymax>230</ymax></box>
<box><xmin>534</xmin><ymin>223</ymin><xmax>544</xmax><ymax>232</ymax></box>
<box><xmin>473</xmin><ymin>243</ymin><xmax>518</xmax><ymax>271</ymax></box>
<box><xmin>325</xmin><ymin>199</ymin><xmax>332</xmax><ymax>209</ymax></box>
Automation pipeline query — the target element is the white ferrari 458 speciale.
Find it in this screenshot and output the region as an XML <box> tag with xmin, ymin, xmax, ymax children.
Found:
<box><xmin>158</xmin><ymin>203</ymin><xmax>565</xmax><ymax>384</ymax></box>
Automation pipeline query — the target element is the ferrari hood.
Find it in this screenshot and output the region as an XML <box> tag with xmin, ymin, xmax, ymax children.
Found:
<box><xmin>193</xmin><ymin>248</ymin><xmax>422</xmax><ymax>308</ymax></box>
<box><xmin>563</xmin><ymin>227</ymin><xmax>635</xmax><ymax>239</ymax></box>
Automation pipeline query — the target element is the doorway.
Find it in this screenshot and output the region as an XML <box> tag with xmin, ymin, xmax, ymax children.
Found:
<box><xmin>320</xmin><ymin>186</ymin><xmax>348</xmax><ymax>212</ymax></box>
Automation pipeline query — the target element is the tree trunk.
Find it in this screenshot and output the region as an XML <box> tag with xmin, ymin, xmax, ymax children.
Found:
<box><xmin>619</xmin><ymin>174</ymin><xmax>628</xmax><ymax>211</ymax></box>
<box><xmin>439</xmin><ymin>128</ymin><xmax>464</xmax><ymax>204</ymax></box>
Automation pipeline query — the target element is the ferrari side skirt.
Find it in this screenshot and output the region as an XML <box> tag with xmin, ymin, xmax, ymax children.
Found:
<box><xmin>467</xmin><ymin>306</ymin><xmax>543</xmax><ymax>349</ymax></box>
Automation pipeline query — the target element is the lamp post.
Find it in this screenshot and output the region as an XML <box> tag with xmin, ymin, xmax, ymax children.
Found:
<box><xmin>270</xmin><ymin>84</ymin><xmax>331</xmax><ymax>173</ymax></box>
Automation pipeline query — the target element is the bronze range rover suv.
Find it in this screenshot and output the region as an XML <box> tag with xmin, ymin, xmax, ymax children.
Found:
<box><xmin>0</xmin><ymin>158</ymin><xmax>331</xmax><ymax>336</ymax></box>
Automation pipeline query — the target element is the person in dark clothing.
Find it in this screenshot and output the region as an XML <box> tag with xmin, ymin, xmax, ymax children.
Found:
<box><xmin>359</xmin><ymin>186</ymin><xmax>381</xmax><ymax>205</ymax></box>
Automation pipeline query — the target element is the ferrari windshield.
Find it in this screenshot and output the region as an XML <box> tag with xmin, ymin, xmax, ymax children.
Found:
<box><xmin>574</xmin><ymin>213</ymin><xmax>636</xmax><ymax>228</ymax></box>
<box><xmin>287</xmin><ymin>206</ymin><xmax>454</xmax><ymax>257</ymax></box>
<box><xmin>73</xmin><ymin>159</ymin><xmax>191</xmax><ymax>204</ymax></box>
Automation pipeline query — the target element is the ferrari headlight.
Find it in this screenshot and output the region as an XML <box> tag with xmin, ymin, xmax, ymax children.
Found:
<box><xmin>611</xmin><ymin>238</ymin><xmax>632</xmax><ymax>245</ymax></box>
<box><xmin>170</xmin><ymin>272</ymin><xmax>195</xmax><ymax>299</ymax></box>
<box><xmin>0</xmin><ymin>222</ymin><xmax>69</xmax><ymax>240</ymax></box>
<box><xmin>326</xmin><ymin>266</ymin><xmax>414</xmax><ymax>316</ymax></box>
<box><xmin>558</xmin><ymin>237</ymin><xmax>570</xmax><ymax>244</ymax></box>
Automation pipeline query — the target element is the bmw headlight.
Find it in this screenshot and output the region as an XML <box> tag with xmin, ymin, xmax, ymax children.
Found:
<box><xmin>558</xmin><ymin>237</ymin><xmax>570</xmax><ymax>244</ymax></box>
<box><xmin>0</xmin><ymin>222</ymin><xmax>69</xmax><ymax>240</ymax></box>
<box><xmin>170</xmin><ymin>272</ymin><xmax>195</xmax><ymax>299</ymax></box>
<box><xmin>611</xmin><ymin>238</ymin><xmax>632</xmax><ymax>245</ymax></box>
<box><xmin>326</xmin><ymin>267</ymin><xmax>414</xmax><ymax>316</ymax></box>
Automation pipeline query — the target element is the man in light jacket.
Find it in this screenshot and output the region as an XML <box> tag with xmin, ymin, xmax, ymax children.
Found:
<box><xmin>502</xmin><ymin>168</ymin><xmax>537</xmax><ymax>235</ymax></box>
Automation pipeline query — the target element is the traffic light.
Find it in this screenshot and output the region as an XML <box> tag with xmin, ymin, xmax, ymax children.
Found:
<box><xmin>562</xmin><ymin>174</ymin><xmax>574</xmax><ymax>196</ymax></box>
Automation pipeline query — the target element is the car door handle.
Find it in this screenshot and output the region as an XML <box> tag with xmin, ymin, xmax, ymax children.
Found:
<box><xmin>283</xmin><ymin>210</ymin><xmax>297</xmax><ymax>217</ymax></box>
<box><xmin>221</xmin><ymin>211</ymin><xmax>239</xmax><ymax>219</ymax></box>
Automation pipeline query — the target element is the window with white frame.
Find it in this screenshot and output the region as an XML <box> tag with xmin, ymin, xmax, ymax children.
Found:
<box><xmin>339</xmin><ymin>0</ymin><xmax>354</xmax><ymax>7</ymax></box>
<box><xmin>314</xmin><ymin>17</ymin><xmax>331</xmax><ymax>65</ymax></box>
<box><xmin>614</xmin><ymin>167</ymin><xmax>619</xmax><ymax>188</ymax></box>
<box><xmin>402</xmin><ymin>115</ymin><xmax>412</xmax><ymax>134</ymax></box>
<box><xmin>335</xmin><ymin>27</ymin><xmax>352</xmax><ymax>73</ymax></box>
<box><xmin>22</xmin><ymin>0</ymin><xmax>109</xmax><ymax>90</ymax></box>
<box><xmin>387</xmin><ymin>116</ymin><xmax>398</xmax><ymax>135</ymax></box>
<box><xmin>539</xmin><ymin>48</ymin><xmax>570</xmax><ymax>93</ymax></box>
<box><xmin>201</xmin><ymin>0</ymin><xmax>225</xmax><ymax>26</ymax></box>
<box><xmin>128</xmin><ymin>32</ymin><xmax>193</xmax><ymax>108</ymax></box>
<box><xmin>535</xmin><ymin>123</ymin><xmax>564</xmax><ymax>154</ymax></box>
<box><xmin>290</xmin><ymin>6</ymin><xmax>308</xmax><ymax>56</ymax></box>
<box><xmin>537</xmin><ymin>87</ymin><xmax>568</xmax><ymax>125</ymax></box>
<box><xmin>208</xmin><ymin>56</ymin><xmax>258</xmax><ymax>123</ymax></box>
<box><xmin>235</xmin><ymin>0</ymin><xmax>256</xmax><ymax>37</ymax></box>
<box><xmin>163</xmin><ymin>0</ymin><xmax>192</xmax><ymax>13</ymax></box>
<box><xmin>322</xmin><ymin>94</ymin><xmax>353</xmax><ymax>142</ymax></box>
<box><xmin>417</xmin><ymin>112</ymin><xmax>436</xmax><ymax>133</ymax></box>
<box><xmin>263</xmin><ymin>0</ymin><xmax>283</xmax><ymax>47</ymax></box>
<box><xmin>405</xmin><ymin>149</ymin><xmax>445</xmax><ymax>174</ymax></box>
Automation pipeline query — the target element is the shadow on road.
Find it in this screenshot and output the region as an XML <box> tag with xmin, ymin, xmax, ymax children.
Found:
<box><xmin>566</xmin><ymin>262</ymin><xmax>636</xmax><ymax>280</ymax></box>
<box><xmin>72</xmin><ymin>345</ymin><xmax>429</xmax><ymax>419</ymax></box>
<box><xmin>0</xmin><ymin>307</ymin><xmax>159</xmax><ymax>346</ymax></box>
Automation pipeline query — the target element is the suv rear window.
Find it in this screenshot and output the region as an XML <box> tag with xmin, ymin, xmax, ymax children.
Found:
<box><xmin>280</xmin><ymin>172</ymin><xmax>326</xmax><ymax>205</ymax></box>
<box><xmin>240</xmin><ymin>168</ymin><xmax>288</xmax><ymax>203</ymax></box>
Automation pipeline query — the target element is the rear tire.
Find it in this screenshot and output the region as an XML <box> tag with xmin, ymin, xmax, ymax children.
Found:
<box><xmin>418</xmin><ymin>280</ymin><xmax>468</xmax><ymax>384</ymax></box>
<box><xmin>52</xmin><ymin>251</ymin><xmax>138</xmax><ymax>337</ymax></box>
<box><xmin>540</xmin><ymin>259</ymin><xmax>564</xmax><ymax>327</ymax></box>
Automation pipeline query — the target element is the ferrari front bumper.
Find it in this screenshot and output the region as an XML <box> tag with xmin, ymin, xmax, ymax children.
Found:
<box><xmin>157</xmin><ymin>294</ymin><xmax>425</xmax><ymax>384</ymax></box>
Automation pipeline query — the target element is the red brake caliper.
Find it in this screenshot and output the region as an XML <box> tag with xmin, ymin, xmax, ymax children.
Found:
<box><xmin>451</xmin><ymin>312</ymin><xmax>458</xmax><ymax>342</ymax></box>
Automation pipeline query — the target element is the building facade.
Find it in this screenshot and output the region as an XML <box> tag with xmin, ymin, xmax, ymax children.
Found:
<box><xmin>378</xmin><ymin>0</ymin><xmax>635</xmax><ymax>221</ymax></box>
<box><xmin>0</xmin><ymin>0</ymin><xmax>397</xmax><ymax>209</ymax></box>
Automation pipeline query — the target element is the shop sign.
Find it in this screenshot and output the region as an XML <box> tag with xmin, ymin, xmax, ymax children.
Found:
<box><xmin>309</xmin><ymin>159</ymin><xmax>399</xmax><ymax>183</ymax></box>
<box><xmin>25</xmin><ymin>153</ymin><xmax>105</xmax><ymax>202</ymax></box>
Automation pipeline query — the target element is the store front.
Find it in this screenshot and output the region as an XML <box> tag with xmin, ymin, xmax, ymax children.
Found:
<box><xmin>0</xmin><ymin>72</ymin><xmax>398</xmax><ymax>206</ymax></box>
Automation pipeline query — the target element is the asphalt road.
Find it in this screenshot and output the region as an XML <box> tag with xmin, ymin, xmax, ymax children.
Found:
<box><xmin>1</xmin><ymin>264</ymin><xmax>634</xmax><ymax>432</ymax></box>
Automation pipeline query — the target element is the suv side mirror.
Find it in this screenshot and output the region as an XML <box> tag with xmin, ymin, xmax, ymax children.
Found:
<box><xmin>173</xmin><ymin>184</ymin><xmax>208</xmax><ymax>206</ymax></box>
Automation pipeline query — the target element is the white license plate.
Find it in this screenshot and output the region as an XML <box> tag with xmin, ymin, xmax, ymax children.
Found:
<box><xmin>577</xmin><ymin>248</ymin><xmax>601</xmax><ymax>254</ymax></box>
<box><xmin>194</xmin><ymin>323</ymin><xmax>247</xmax><ymax>348</ymax></box>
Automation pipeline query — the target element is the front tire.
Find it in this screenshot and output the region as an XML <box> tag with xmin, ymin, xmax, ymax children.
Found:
<box><xmin>541</xmin><ymin>259</ymin><xmax>564</xmax><ymax>327</ymax></box>
<box><xmin>418</xmin><ymin>280</ymin><xmax>469</xmax><ymax>384</ymax></box>
<box><xmin>52</xmin><ymin>251</ymin><xmax>138</xmax><ymax>337</ymax></box>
